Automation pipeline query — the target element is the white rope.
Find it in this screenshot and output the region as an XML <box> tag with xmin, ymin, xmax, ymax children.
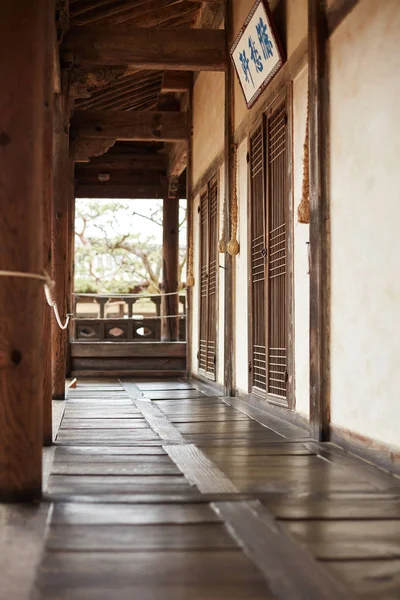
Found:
<box><xmin>0</xmin><ymin>269</ymin><xmax>71</xmax><ymax>331</ymax></box>
<box><xmin>73</xmin><ymin>314</ymin><xmax>185</xmax><ymax>321</ymax></box>
<box><xmin>0</xmin><ymin>270</ymin><xmax>48</xmax><ymax>282</ymax></box>
<box><xmin>44</xmin><ymin>283</ymin><xmax>72</xmax><ymax>330</ymax></box>
<box><xmin>75</xmin><ymin>290</ymin><xmax>186</xmax><ymax>299</ymax></box>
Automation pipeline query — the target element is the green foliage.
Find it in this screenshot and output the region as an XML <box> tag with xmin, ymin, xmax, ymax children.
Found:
<box><xmin>74</xmin><ymin>199</ymin><xmax>186</xmax><ymax>294</ymax></box>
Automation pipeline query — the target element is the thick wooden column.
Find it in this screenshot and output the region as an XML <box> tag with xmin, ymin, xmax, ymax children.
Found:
<box><xmin>308</xmin><ymin>0</ymin><xmax>330</xmax><ymax>440</ymax></box>
<box><xmin>0</xmin><ymin>0</ymin><xmax>48</xmax><ymax>501</ymax></box>
<box><xmin>42</xmin><ymin>0</ymin><xmax>56</xmax><ymax>446</ymax></box>
<box><xmin>186</xmin><ymin>74</ymin><xmax>194</xmax><ymax>374</ymax></box>
<box><xmin>223</xmin><ymin>0</ymin><xmax>235</xmax><ymax>396</ymax></box>
<box><xmin>161</xmin><ymin>195</ymin><xmax>180</xmax><ymax>342</ymax></box>
<box><xmin>52</xmin><ymin>76</ymin><xmax>70</xmax><ymax>399</ymax></box>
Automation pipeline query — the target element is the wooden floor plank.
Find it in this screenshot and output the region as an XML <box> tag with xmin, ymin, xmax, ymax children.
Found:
<box><xmin>54</xmin><ymin>445</ymin><xmax>167</xmax><ymax>457</ymax></box>
<box><xmin>324</xmin><ymin>560</ymin><xmax>400</xmax><ymax>599</ymax></box>
<box><xmin>51</xmin><ymin>462</ymin><xmax>181</xmax><ymax>476</ymax></box>
<box><xmin>51</xmin><ymin>502</ymin><xmax>221</xmax><ymax>525</ymax></box>
<box><xmin>25</xmin><ymin>377</ymin><xmax>400</xmax><ymax>600</ymax></box>
<box><xmin>164</xmin><ymin>444</ymin><xmax>238</xmax><ymax>493</ymax></box>
<box><xmin>282</xmin><ymin>519</ymin><xmax>400</xmax><ymax>559</ymax></box>
<box><xmin>263</xmin><ymin>493</ymin><xmax>400</xmax><ymax>520</ymax></box>
<box><xmin>47</xmin><ymin>475</ymin><xmax>196</xmax><ymax>495</ymax></box>
<box><xmin>212</xmin><ymin>501</ymin><xmax>350</xmax><ymax>600</ymax></box>
<box><xmin>134</xmin><ymin>400</ymin><xmax>184</xmax><ymax>441</ymax></box>
<box><xmin>34</xmin><ymin>551</ymin><xmax>274</xmax><ymax>587</ymax></box>
<box><xmin>60</xmin><ymin>418</ymin><xmax>149</xmax><ymax>429</ymax></box>
<box><xmin>47</xmin><ymin>523</ymin><xmax>236</xmax><ymax>551</ymax></box>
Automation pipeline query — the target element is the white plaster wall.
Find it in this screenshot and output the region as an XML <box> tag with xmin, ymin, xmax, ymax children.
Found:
<box><xmin>190</xmin><ymin>194</ymin><xmax>201</xmax><ymax>375</ymax></box>
<box><xmin>217</xmin><ymin>166</ymin><xmax>225</xmax><ymax>385</ymax></box>
<box><xmin>192</xmin><ymin>72</ymin><xmax>224</xmax><ymax>188</ymax></box>
<box><xmin>293</xmin><ymin>67</ymin><xmax>310</xmax><ymax>416</ymax></box>
<box><xmin>235</xmin><ymin>140</ymin><xmax>249</xmax><ymax>393</ymax></box>
<box><xmin>330</xmin><ymin>0</ymin><xmax>400</xmax><ymax>448</ymax></box>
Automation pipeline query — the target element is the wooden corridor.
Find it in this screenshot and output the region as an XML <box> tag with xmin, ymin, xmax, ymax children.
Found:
<box><xmin>4</xmin><ymin>378</ymin><xmax>400</xmax><ymax>600</ymax></box>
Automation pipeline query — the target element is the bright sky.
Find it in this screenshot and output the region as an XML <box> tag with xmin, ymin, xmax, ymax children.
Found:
<box><xmin>76</xmin><ymin>198</ymin><xmax>187</xmax><ymax>247</ymax></box>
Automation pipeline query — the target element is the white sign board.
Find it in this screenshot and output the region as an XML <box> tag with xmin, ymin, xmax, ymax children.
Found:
<box><xmin>231</xmin><ymin>0</ymin><xmax>284</xmax><ymax>108</ymax></box>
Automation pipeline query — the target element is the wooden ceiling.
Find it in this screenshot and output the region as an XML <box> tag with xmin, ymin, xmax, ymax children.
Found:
<box><xmin>61</xmin><ymin>0</ymin><xmax>223</xmax><ymax>198</ymax></box>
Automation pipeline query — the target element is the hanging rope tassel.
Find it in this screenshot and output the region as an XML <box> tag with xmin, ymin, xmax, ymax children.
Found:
<box><xmin>43</xmin><ymin>273</ymin><xmax>72</xmax><ymax>330</ymax></box>
<box><xmin>186</xmin><ymin>196</ymin><xmax>195</xmax><ymax>287</ymax></box>
<box><xmin>297</xmin><ymin>93</ymin><xmax>310</xmax><ymax>224</ymax></box>
<box><xmin>218</xmin><ymin>189</ymin><xmax>227</xmax><ymax>253</ymax></box>
<box><xmin>227</xmin><ymin>143</ymin><xmax>240</xmax><ymax>256</ymax></box>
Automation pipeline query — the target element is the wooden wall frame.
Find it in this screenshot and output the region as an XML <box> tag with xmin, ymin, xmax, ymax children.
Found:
<box><xmin>246</xmin><ymin>84</ymin><xmax>295</xmax><ymax>411</ymax></box>
<box><xmin>308</xmin><ymin>0</ymin><xmax>330</xmax><ymax>440</ymax></box>
<box><xmin>197</xmin><ymin>174</ymin><xmax>220</xmax><ymax>382</ymax></box>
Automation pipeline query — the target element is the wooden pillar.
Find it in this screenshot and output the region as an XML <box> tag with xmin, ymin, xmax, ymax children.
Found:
<box><xmin>42</xmin><ymin>0</ymin><xmax>56</xmax><ymax>446</ymax></box>
<box><xmin>223</xmin><ymin>0</ymin><xmax>235</xmax><ymax>396</ymax></box>
<box><xmin>186</xmin><ymin>74</ymin><xmax>194</xmax><ymax>374</ymax></box>
<box><xmin>66</xmin><ymin>158</ymin><xmax>75</xmax><ymax>373</ymax></box>
<box><xmin>161</xmin><ymin>195</ymin><xmax>180</xmax><ymax>342</ymax></box>
<box><xmin>52</xmin><ymin>75</ymin><xmax>70</xmax><ymax>399</ymax></box>
<box><xmin>308</xmin><ymin>0</ymin><xmax>330</xmax><ymax>441</ymax></box>
<box><xmin>0</xmin><ymin>0</ymin><xmax>48</xmax><ymax>501</ymax></box>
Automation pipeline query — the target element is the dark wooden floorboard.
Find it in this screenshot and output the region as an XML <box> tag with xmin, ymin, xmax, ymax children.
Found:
<box><xmin>26</xmin><ymin>378</ymin><xmax>400</xmax><ymax>600</ymax></box>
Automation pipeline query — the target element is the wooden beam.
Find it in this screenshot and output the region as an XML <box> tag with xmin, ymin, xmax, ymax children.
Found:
<box><xmin>75</xmin><ymin>183</ymin><xmax>168</xmax><ymax>199</ymax></box>
<box><xmin>82</xmin><ymin>154</ymin><xmax>167</xmax><ymax>172</ymax></box>
<box><xmin>309</xmin><ymin>0</ymin><xmax>330</xmax><ymax>441</ymax></box>
<box><xmin>195</xmin><ymin>1</ymin><xmax>223</xmax><ymax>28</ymax></box>
<box><xmin>161</xmin><ymin>195</ymin><xmax>180</xmax><ymax>341</ymax></box>
<box><xmin>72</xmin><ymin>137</ymin><xmax>116</xmax><ymax>162</ymax></box>
<box><xmin>224</xmin><ymin>0</ymin><xmax>234</xmax><ymax>396</ymax></box>
<box><xmin>168</xmin><ymin>141</ymin><xmax>188</xmax><ymax>178</ymax></box>
<box><xmin>75</xmin><ymin>171</ymin><xmax>165</xmax><ymax>186</ymax></box>
<box><xmin>72</xmin><ymin>110</ymin><xmax>189</xmax><ymax>142</ymax></box>
<box><xmin>162</xmin><ymin>71</ymin><xmax>191</xmax><ymax>93</ymax></box>
<box><xmin>0</xmin><ymin>0</ymin><xmax>48</xmax><ymax>502</ymax></box>
<box><xmin>62</xmin><ymin>26</ymin><xmax>227</xmax><ymax>71</ymax></box>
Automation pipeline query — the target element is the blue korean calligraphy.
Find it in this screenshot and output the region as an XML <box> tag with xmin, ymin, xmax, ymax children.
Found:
<box><xmin>239</xmin><ymin>50</ymin><xmax>254</xmax><ymax>86</ymax></box>
<box><xmin>256</xmin><ymin>17</ymin><xmax>274</xmax><ymax>59</ymax></box>
<box><xmin>248</xmin><ymin>36</ymin><xmax>263</xmax><ymax>73</ymax></box>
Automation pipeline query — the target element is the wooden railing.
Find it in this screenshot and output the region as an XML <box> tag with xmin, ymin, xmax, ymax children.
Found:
<box><xmin>73</xmin><ymin>293</ymin><xmax>186</xmax><ymax>342</ymax></box>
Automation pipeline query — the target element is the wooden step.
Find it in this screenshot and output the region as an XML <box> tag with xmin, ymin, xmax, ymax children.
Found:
<box><xmin>70</xmin><ymin>342</ymin><xmax>186</xmax><ymax>378</ymax></box>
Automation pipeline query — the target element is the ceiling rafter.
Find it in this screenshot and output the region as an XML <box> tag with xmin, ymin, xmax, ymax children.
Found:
<box><xmin>109</xmin><ymin>2</ymin><xmax>199</xmax><ymax>26</ymax></box>
<box><xmin>73</xmin><ymin>0</ymin><xmax>184</xmax><ymax>26</ymax></box>
<box><xmin>78</xmin><ymin>75</ymin><xmax>162</xmax><ymax>110</ymax></box>
<box><xmin>75</xmin><ymin>71</ymin><xmax>162</xmax><ymax>109</ymax></box>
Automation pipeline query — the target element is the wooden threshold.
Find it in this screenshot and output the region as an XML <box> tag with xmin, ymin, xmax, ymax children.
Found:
<box><xmin>71</xmin><ymin>369</ymin><xmax>187</xmax><ymax>378</ymax></box>
<box><xmin>71</xmin><ymin>342</ymin><xmax>186</xmax><ymax>358</ymax></box>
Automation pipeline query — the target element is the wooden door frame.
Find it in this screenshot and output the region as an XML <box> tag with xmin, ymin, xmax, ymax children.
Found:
<box><xmin>247</xmin><ymin>120</ymin><xmax>266</xmax><ymax>397</ymax></box>
<box><xmin>247</xmin><ymin>83</ymin><xmax>295</xmax><ymax>411</ymax></box>
<box><xmin>198</xmin><ymin>175</ymin><xmax>219</xmax><ymax>382</ymax></box>
<box><xmin>198</xmin><ymin>184</ymin><xmax>209</xmax><ymax>379</ymax></box>
<box><xmin>208</xmin><ymin>172</ymin><xmax>220</xmax><ymax>381</ymax></box>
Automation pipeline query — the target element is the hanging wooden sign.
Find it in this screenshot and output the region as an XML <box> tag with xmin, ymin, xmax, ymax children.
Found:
<box><xmin>231</xmin><ymin>0</ymin><xmax>285</xmax><ymax>108</ymax></box>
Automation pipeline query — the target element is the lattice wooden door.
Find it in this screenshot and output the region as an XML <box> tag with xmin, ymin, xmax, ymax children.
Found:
<box><xmin>249</xmin><ymin>124</ymin><xmax>267</xmax><ymax>393</ymax></box>
<box><xmin>198</xmin><ymin>176</ymin><xmax>218</xmax><ymax>380</ymax></box>
<box><xmin>265</xmin><ymin>99</ymin><xmax>288</xmax><ymax>401</ymax></box>
<box><xmin>249</xmin><ymin>99</ymin><xmax>289</xmax><ymax>402</ymax></box>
